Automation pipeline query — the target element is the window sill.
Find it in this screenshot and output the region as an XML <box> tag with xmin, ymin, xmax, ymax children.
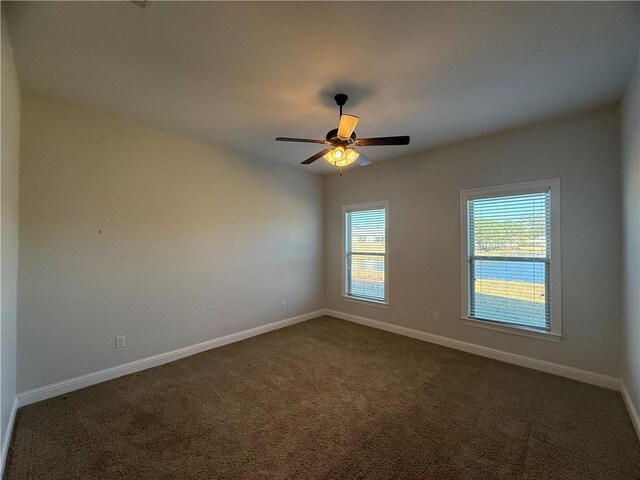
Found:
<box><xmin>461</xmin><ymin>317</ymin><xmax>561</xmax><ymax>342</ymax></box>
<box><xmin>342</xmin><ymin>295</ymin><xmax>389</xmax><ymax>309</ymax></box>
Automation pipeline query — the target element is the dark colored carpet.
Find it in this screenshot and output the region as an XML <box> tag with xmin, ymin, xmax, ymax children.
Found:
<box><xmin>5</xmin><ymin>316</ymin><xmax>640</xmax><ymax>479</ymax></box>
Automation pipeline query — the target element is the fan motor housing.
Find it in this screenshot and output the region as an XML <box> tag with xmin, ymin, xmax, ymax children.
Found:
<box><xmin>325</xmin><ymin>128</ymin><xmax>356</xmax><ymax>145</ymax></box>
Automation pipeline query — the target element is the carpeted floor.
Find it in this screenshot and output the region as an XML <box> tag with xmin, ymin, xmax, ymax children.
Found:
<box><xmin>4</xmin><ymin>316</ymin><xmax>640</xmax><ymax>479</ymax></box>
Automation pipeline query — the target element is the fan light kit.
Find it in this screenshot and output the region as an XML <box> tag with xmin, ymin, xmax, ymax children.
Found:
<box><xmin>276</xmin><ymin>94</ymin><xmax>410</xmax><ymax>175</ymax></box>
<box><xmin>324</xmin><ymin>146</ymin><xmax>359</xmax><ymax>167</ymax></box>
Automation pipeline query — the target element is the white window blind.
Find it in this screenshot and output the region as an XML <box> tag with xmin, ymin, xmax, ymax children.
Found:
<box><xmin>344</xmin><ymin>204</ymin><xmax>387</xmax><ymax>303</ymax></box>
<box><xmin>467</xmin><ymin>190</ymin><xmax>551</xmax><ymax>330</ymax></box>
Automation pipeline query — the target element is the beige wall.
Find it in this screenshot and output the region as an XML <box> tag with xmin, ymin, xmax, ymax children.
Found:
<box><xmin>17</xmin><ymin>94</ymin><xmax>323</xmax><ymax>392</ymax></box>
<box><xmin>325</xmin><ymin>105</ymin><xmax>622</xmax><ymax>376</ymax></box>
<box><xmin>1</xmin><ymin>12</ymin><xmax>20</xmax><ymax>460</ymax></box>
<box><xmin>622</xmin><ymin>60</ymin><xmax>640</xmax><ymax>415</ymax></box>
<box><xmin>10</xmin><ymin>83</ymin><xmax>634</xmax><ymax>398</ymax></box>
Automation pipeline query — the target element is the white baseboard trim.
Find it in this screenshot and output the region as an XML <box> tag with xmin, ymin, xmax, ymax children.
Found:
<box><xmin>621</xmin><ymin>382</ymin><xmax>640</xmax><ymax>440</ymax></box>
<box><xmin>1</xmin><ymin>396</ymin><xmax>18</xmax><ymax>477</ymax></box>
<box><xmin>18</xmin><ymin>310</ymin><xmax>324</xmax><ymax>408</ymax></box>
<box><xmin>12</xmin><ymin>309</ymin><xmax>632</xmax><ymax>433</ymax></box>
<box><xmin>324</xmin><ymin>309</ymin><xmax>621</xmax><ymax>391</ymax></box>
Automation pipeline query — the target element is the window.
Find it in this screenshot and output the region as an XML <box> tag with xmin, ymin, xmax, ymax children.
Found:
<box><xmin>343</xmin><ymin>201</ymin><xmax>388</xmax><ymax>305</ymax></box>
<box><xmin>461</xmin><ymin>179</ymin><xmax>561</xmax><ymax>338</ymax></box>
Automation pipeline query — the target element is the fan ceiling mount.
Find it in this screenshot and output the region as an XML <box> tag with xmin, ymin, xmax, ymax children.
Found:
<box><xmin>276</xmin><ymin>94</ymin><xmax>410</xmax><ymax>174</ymax></box>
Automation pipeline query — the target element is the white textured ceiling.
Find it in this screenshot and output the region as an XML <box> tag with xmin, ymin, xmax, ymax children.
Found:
<box><xmin>5</xmin><ymin>1</ymin><xmax>639</xmax><ymax>174</ymax></box>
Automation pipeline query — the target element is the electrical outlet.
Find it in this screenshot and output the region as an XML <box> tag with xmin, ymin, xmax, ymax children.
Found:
<box><xmin>115</xmin><ymin>336</ymin><xmax>126</xmax><ymax>349</ymax></box>
<box><xmin>433</xmin><ymin>312</ymin><xmax>439</xmax><ymax>323</ymax></box>
<box><xmin>281</xmin><ymin>300</ymin><xmax>286</xmax><ymax>310</ymax></box>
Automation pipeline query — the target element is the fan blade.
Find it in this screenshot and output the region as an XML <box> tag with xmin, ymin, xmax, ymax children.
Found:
<box><xmin>356</xmin><ymin>136</ymin><xmax>410</xmax><ymax>146</ymax></box>
<box><xmin>357</xmin><ymin>154</ymin><xmax>372</xmax><ymax>166</ymax></box>
<box><xmin>276</xmin><ymin>137</ymin><xmax>327</xmax><ymax>144</ymax></box>
<box><xmin>337</xmin><ymin>114</ymin><xmax>359</xmax><ymax>140</ymax></box>
<box><xmin>301</xmin><ymin>148</ymin><xmax>332</xmax><ymax>165</ymax></box>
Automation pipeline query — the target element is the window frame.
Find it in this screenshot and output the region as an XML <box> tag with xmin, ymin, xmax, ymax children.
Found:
<box><xmin>460</xmin><ymin>179</ymin><xmax>562</xmax><ymax>340</ymax></box>
<box><xmin>342</xmin><ymin>200</ymin><xmax>389</xmax><ymax>307</ymax></box>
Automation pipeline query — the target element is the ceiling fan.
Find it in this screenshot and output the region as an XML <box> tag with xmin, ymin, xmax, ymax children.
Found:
<box><xmin>276</xmin><ymin>94</ymin><xmax>410</xmax><ymax>174</ymax></box>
